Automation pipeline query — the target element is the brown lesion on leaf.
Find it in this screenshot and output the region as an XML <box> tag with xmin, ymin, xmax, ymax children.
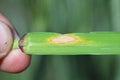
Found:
<box><xmin>48</xmin><ymin>34</ymin><xmax>81</xmax><ymax>44</ymax></box>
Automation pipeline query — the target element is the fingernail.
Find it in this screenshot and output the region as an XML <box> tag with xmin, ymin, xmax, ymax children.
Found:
<box><xmin>0</xmin><ymin>21</ymin><xmax>13</xmax><ymax>59</ymax></box>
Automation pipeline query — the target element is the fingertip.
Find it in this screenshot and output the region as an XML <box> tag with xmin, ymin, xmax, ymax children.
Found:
<box><xmin>0</xmin><ymin>13</ymin><xmax>19</xmax><ymax>38</ymax></box>
<box><xmin>0</xmin><ymin>21</ymin><xmax>13</xmax><ymax>59</ymax></box>
<box><xmin>0</xmin><ymin>49</ymin><xmax>31</xmax><ymax>73</ymax></box>
<box><xmin>0</xmin><ymin>13</ymin><xmax>31</xmax><ymax>73</ymax></box>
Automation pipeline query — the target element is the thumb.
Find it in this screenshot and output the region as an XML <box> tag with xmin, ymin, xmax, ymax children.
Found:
<box><xmin>0</xmin><ymin>21</ymin><xmax>13</xmax><ymax>59</ymax></box>
<box><xmin>0</xmin><ymin>13</ymin><xmax>31</xmax><ymax>73</ymax></box>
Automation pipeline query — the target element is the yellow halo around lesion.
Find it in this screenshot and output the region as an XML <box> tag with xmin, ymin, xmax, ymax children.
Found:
<box><xmin>47</xmin><ymin>34</ymin><xmax>85</xmax><ymax>44</ymax></box>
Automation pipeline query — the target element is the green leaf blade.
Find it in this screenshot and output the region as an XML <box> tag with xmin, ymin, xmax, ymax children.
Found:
<box><xmin>17</xmin><ymin>32</ymin><xmax>120</xmax><ymax>55</ymax></box>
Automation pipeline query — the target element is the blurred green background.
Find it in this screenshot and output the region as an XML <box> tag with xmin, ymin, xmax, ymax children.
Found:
<box><xmin>0</xmin><ymin>0</ymin><xmax>120</xmax><ymax>80</ymax></box>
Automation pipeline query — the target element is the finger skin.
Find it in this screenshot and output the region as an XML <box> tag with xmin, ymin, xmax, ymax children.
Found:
<box><xmin>0</xmin><ymin>49</ymin><xmax>31</xmax><ymax>73</ymax></box>
<box><xmin>0</xmin><ymin>22</ymin><xmax>13</xmax><ymax>59</ymax></box>
<box><xmin>0</xmin><ymin>13</ymin><xmax>31</xmax><ymax>73</ymax></box>
<box><xmin>0</xmin><ymin>13</ymin><xmax>18</xmax><ymax>38</ymax></box>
